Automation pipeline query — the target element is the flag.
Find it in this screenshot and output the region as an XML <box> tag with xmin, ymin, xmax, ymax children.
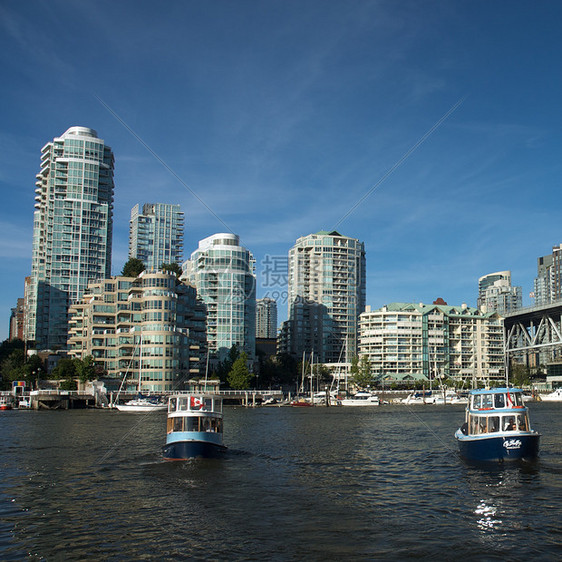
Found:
<box><xmin>506</xmin><ymin>391</ymin><xmax>513</xmax><ymax>408</ymax></box>
<box><xmin>190</xmin><ymin>396</ymin><xmax>203</xmax><ymax>409</ymax></box>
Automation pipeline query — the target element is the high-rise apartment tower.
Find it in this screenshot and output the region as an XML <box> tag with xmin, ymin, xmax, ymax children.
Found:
<box><xmin>256</xmin><ymin>297</ymin><xmax>278</xmax><ymax>339</ymax></box>
<box><xmin>129</xmin><ymin>203</ymin><xmax>184</xmax><ymax>270</ymax></box>
<box><xmin>533</xmin><ymin>244</ymin><xmax>562</xmax><ymax>306</ymax></box>
<box><xmin>26</xmin><ymin>127</ymin><xmax>114</xmax><ymax>350</ymax></box>
<box><xmin>477</xmin><ymin>271</ymin><xmax>522</xmax><ymax>316</ymax></box>
<box><xmin>183</xmin><ymin>233</ymin><xmax>256</xmax><ymax>361</ymax></box>
<box><xmin>283</xmin><ymin>230</ymin><xmax>366</xmax><ymax>363</ymax></box>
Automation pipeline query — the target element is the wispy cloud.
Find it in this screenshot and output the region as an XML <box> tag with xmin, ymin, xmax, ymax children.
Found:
<box><xmin>0</xmin><ymin>221</ymin><xmax>32</xmax><ymax>258</ymax></box>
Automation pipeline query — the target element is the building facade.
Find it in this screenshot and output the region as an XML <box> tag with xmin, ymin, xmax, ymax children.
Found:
<box><xmin>68</xmin><ymin>270</ymin><xmax>206</xmax><ymax>392</ymax></box>
<box><xmin>256</xmin><ymin>297</ymin><xmax>278</xmax><ymax>338</ymax></box>
<box><xmin>129</xmin><ymin>203</ymin><xmax>184</xmax><ymax>270</ymax></box>
<box><xmin>282</xmin><ymin>230</ymin><xmax>366</xmax><ymax>363</ymax></box>
<box><xmin>26</xmin><ymin>127</ymin><xmax>114</xmax><ymax>350</ymax></box>
<box><xmin>477</xmin><ymin>271</ymin><xmax>522</xmax><ymax>316</ymax></box>
<box><xmin>358</xmin><ymin>302</ymin><xmax>504</xmax><ymax>385</ymax></box>
<box><xmin>182</xmin><ymin>233</ymin><xmax>256</xmax><ymax>361</ymax></box>
<box><xmin>9</xmin><ymin>298</ymin><xmax>25</xmax><ymax>341</ymax></box>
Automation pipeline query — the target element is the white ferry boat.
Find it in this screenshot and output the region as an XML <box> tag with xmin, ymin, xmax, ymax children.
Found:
<box><xmin>163</xmin><ymin>393</ymin><xmax>226</xmax><ymax>460</ymax></box>
<box><xmin>455</xmin><ymin>388</ymin><xmax>540</xmax><ymax>462</ymax></box>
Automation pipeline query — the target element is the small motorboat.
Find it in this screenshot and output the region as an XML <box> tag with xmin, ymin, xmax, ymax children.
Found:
<box><xmin>433</xmin><ymin>390</ymin><xmax>467</xmax><ymax>405</ymax></box>
<box><xmin>340</xmin><ymin>391</ymin><xmax>380</xmax><ymax>406</ymax></box>
<box><xmin>290</xmin><ymin>396</ymin><xmax>313</xmax><ymax>407</ymax></box>
<box><xmin>163</xmin><ymin>393</ymin><xmax>226</xmax><ymax>460</ymax></box>
<box><xmin>114</xmin><ymin>394</ymin><xmax>167</xmax><ymax>412</ymax></box>
<box><xmin>455</xmin><ymin>388</ymin><xmax>540</xmax><ymax>462</ymax></box>
<box><xmin>539</xmin><ymin>388</ymin><xmax>562</xmax><ymax>402</ymax></box>
<box><xmin>402</xmin><ymin>390</ymin><xmax>435</xmax><ymax>405</ymax></box>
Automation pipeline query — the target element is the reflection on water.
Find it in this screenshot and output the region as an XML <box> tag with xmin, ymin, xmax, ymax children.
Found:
<box><xmin>0</xmin><ymin>403</ymin><xmax>561</xmax><ymax>559</ymax></box>
<box><xmin>475</xmin><ymin>499</ymin><xmax>500</xmax><ymax>530</ymax></box>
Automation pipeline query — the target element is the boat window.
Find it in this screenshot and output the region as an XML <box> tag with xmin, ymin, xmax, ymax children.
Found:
<box><xmin>167</xmin><ymin>417</ymin><xmax>174</xmax><ymax>433</ymax></box>
<box><xmin>178</xmin><ymin>397</ymin><xmax>188</xmax><ymax>411</ymax></box>
<box><xmin>185</xmin><ymin>417</ymin><xmax>200</xmax><ymax>431</ymax></box>
<box><xmin>517</xmin><ymin>414</ymin><xmax>528</xmax><ymax>431</ymax></box>
<box><xmin>471</xmin><ymin>395</ymin><xmax>481</xmax><ymax>409</ymax></box>
<box><xmin>478</xmin><ymin>419</ymin><xmax>488</xmax><ymax>434</ymax></box>
<box><xmin>481</xmin><ymin>394</ymin><xmax>493</xmax><ymax>409</ymax></box>
<box><xmin>488</xmin><ymin>416</ymin><xmax>500</xmax><ymax>433</ymax></box>
<box><xmin>204</xmin><ymin>398</ymin><xmax>213</xmax><ymax>411</ymax></box>
<box><xmin>169</xmin><ymin>397</ymin><xmax>177</xmax><ymax>412</ymax></box>
<box><xmin>503</xmin><ymin>416</ymin><xmax>516</xmax><ymax>431</ymax></box>
<box><xmin>514</xmin><ymin>393</ymin><xmax>523</xmax><ymax>407</ymax></box>
<box><xmin>173</xmin><ymin>417</ymin><xmax>183</xmax><ymax>432</ymax></box>
<box><xmin>494</xmin><ymin>394</ymin><xmax>505</xmax><ymax>408</ymax></box>
<box><xmin>469</xmin><ymin>415</ymin><xmax>479</xmax><ymax>435</ymax></box>
<box><xmin>202</xmin><ymin>417</ymin><xmax>212</xmax><ymax>432</ymax></box>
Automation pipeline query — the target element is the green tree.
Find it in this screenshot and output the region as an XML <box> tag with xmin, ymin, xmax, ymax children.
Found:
<box><xmin>23</xmin><ymin>354</ymin><xmax>44</xmax><ymax>388</ymax></box>
<box><xmin>215</xmin><ymin>345</ymin><xmax>240</xmax><ymax>384</ymax></box>
<box><xmin>74</xmin><ymin>356</ymin><xmax>97</xmax><ymax>383</ymax></box>
<box><xmin>161</xmin><ymin>262</ymin><xmax>182</xmax><ymax>277</ymax></box>
<box><xmin>0</xmin><ymin>338</ymin><xmax>25</xmax><ymax>363</ymax></box>
<box><xmin>122</xmin><ymin>258</ymin><xmax>145</xmax><ymax>277</ymax></box>
<box><xmin>351</xmin><ymin>355</ymin><xmax>373</xmax><ymax>389</ymax></box>
<box><xmin>510</xmin><ymin>363</ymin><xmax>530</xmax><ymax>387</ymax></box>
<box><xmin>0</xmin><ymin>349</ymin><xmax>26</xmax><ymax>389</ymax></box>
<box><xmin>51</xmin><ymin>358</ymin><xmax>77</xmax><ymax>380</ymax></box>
<box><xmin>227</xmin><ymin>352</ymin><xmax>254</xmax><ymax>389</ymax></box>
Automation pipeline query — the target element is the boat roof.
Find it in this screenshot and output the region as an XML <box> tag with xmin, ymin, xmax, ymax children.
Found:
<box><xmin>469</xmin><ymin>387</ymin><xmax>523</xmax><ymax>395</ymax></box>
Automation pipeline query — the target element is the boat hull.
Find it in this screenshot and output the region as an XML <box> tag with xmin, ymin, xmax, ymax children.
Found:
<box><xmin>340</xmin><ymin>400</ymin><xmax>379</xmax><ymax>406</ymax></box>
<box><xmin>163</xmin><ymin>439</ymin><xmax>226</xmax><ymax>460</ymax></box>
<box><xmin>455</xmin><ymin>431</ymin><xmax>540</xmax><ymax>462</ymax></box>
<box><xmin>115</xmin><ymin>402</ymin><xmax>167</xmax><ymax>412</ymax></box>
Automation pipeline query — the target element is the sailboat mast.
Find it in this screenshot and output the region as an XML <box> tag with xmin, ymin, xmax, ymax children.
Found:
<box><xmin>138</xmin><ymin>330</ymin><xmax>143</xmax><ymax>394</ymax></box>
<box><xmin>310</xmin><ymin>351</ymin><xmax>314</xmax><ymax>402</ymax></box>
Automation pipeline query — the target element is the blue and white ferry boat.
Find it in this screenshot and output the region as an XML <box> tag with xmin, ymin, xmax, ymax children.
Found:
<box><xmin>455</xmin><ymin>387</ymin><xmax>540</xmax><ymax>462</ymax></box>
<box><xmin>163</xmin><ymin>393</ymin><xmax>226</xmax><ymax>460</ymax></box>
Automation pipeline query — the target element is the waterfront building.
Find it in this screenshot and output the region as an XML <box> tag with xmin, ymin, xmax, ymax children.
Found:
<box><xmin>129</xmin><ymin>203</ymin><xmax>184</xmax><ymax>270</ymax></box>
<box><xmin>68</xmin><ymin>270</ymin><xmax>206</xmax><ymax>392</ymax></box>
<box><xmin>358</xmin><ymin>301</ymin><xmax>504</xmax><ymax>386</ymax></box>
<box><xmin>256</xmin><ymin>297</ymin><xmax>277</xmax><ymax>339</ymax></box>
<box><xmin>282</xmin><ymin>231</ymin><xmax>366</xmax><ymax>363</ymax></box>
<box><xmin>26</xmin><ymin>127</ymin><xmax>114</xmax><ymax>350</ymax></box>
<box><xmin>533</xmin><ymin>245</ymin><xmax>562</xmax><ymax>305</ymax></box>
<box><xmin>477</xmin><ymin>271</ymin><xmax>522</xmax><ymax>316</ymax></box>
<box><xmin>182</xmin><ymin>233</ymin><xmax>256</xmax><ymax>361</ymax></box>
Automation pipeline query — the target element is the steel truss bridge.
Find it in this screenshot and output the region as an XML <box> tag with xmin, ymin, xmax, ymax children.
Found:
<box><xmin>503</xmin><ymin>301</ymin><xmax>562</xmax><ymax>358</ymax></box>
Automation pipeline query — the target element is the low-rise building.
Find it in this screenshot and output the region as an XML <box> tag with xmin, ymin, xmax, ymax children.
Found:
<box><xmin>68</xmin><ymin>270</ymin><xmax>206</xmax><ymax>392</ymax></box>
<box><xmin>359</xmin><ymin>301</ymin><xmax>504</xmax><ymax>386</ymax></box>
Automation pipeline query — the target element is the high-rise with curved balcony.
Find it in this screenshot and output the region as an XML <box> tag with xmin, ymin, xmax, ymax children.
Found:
<box><xmin>26</xmin><ymin>127</ymin><xmax>114</xmax><ymax>350</ymax></box>
<box><xmin>183</xmin><ymin>233</ymin><xmax>256</xmax><ymax>362</ymax></box>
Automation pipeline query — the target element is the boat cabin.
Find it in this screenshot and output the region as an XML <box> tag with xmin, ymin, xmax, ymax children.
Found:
<box><xmin>462</xmin><ymin>389</ymin><xmax>530</xmax><ymax>437</ymax></box>
<box><xmin>166</xmin><ymin>394</ymin><xmax>223</xmax><ymax>435</ymax></box>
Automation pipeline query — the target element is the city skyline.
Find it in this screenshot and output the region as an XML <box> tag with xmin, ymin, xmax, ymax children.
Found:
<box><xmin>3</xmin><ymin>1</ymin><xmax>562</xmax><ymax>341</ymax></box>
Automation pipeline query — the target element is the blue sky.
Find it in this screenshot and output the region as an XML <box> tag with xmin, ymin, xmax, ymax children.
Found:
<box><xmin>2</xmin><ymin>0</ymin><xmax>562</xmax><ymax>342</ymax></box>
